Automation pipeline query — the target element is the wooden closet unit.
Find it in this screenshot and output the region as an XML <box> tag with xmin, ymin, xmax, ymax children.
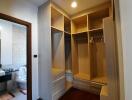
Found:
<box><xmin>38</xmin><ymin>1</ymin><xmax>117</xmax><ymax>100</ymax></box>
<box><xmin>71</xmin><ymin>7</ymin><xmax>110</xmax><ymax>85</ymax></box>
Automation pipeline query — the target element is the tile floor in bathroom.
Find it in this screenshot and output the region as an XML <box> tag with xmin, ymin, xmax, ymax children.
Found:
<box><xmin>0</xmin><ymin>89</ymin><xmax>27</xmax><ymax>100</ymax></box>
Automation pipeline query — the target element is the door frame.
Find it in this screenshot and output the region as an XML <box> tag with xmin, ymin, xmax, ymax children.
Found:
<box><xmin>0</xmin><ymin>13</ymin><xmax>32</xmax><ymax>100</ymax></box>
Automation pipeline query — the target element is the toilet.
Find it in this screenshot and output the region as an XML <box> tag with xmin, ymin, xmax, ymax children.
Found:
<box><xmin>16</xmin><ymin>66</ymin><xmax>27</xmax><ymax>90</ymax></box>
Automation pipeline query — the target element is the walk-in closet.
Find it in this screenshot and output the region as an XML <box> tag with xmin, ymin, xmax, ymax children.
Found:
<box><xmin>38</xmin><ymin>0</ymin><xmax>118</xmax><ymax>100</ymax></box>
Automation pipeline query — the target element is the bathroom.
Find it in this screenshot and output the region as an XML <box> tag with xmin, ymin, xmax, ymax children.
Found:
<box><xmin>0</xmin><ymin>19</ymin><xmax>27</xmax><ymax>100</ymax></box>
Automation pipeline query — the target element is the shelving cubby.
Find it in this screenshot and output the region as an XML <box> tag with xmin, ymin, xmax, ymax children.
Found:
<box><xmin>71</xmin><ymin>32</ymin><xmax>91</xmax><ymax>81</ymax></box>
<box><xmin>51</xmin><ymin>7</ymin><xmax>64</xmax><ymax>31</ymax></box>
<box><xmin>89</xmin><ymin>28</ymin><xmax>107</xmax><ymax>84</ymax></box>
<box><xmin>51</xmin><ymin>27</ymin><xmax>65</xmax><ymax>80</ymax></box>
<box><xmin>88</xmin><ymin>8</ymin><xmax>109</xmax><ymax>30</ymax></box>
<box><xmin>71</xmin><ymin>15</ymin><xmax>88</xmax><ymax>34</ymax></box>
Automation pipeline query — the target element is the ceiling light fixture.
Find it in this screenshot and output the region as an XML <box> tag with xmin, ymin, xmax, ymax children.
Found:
<box><xmin>71</xmin><ymin>0</ymin><xmax>77</xmax><ymax>8</ymax></box>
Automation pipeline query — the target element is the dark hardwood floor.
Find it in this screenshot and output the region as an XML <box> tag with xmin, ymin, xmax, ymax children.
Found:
<box><xmin>59</xmin><ymin>88</ymin><xmax>100</xmax><ymax>100</ymax></box>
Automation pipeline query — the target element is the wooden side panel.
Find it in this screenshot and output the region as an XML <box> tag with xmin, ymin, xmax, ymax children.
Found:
<box><xmin>103</xmin><ymin>17</ymin><xmax>118</xmax><ymax>100</ymax></box>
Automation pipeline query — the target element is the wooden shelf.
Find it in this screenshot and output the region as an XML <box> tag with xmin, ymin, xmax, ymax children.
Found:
<box><xmin>51</xmin><ymin>26</ymin><xmax>63</xmax><ymax>32</ymax></box>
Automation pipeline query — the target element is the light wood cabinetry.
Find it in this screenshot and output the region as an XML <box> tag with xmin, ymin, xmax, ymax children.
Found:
<box><xmin>38</xmin><ymin>1</ymin><xmax>114</xmax><ymax>100</ymax></box>
<box><xmin>71</xmin><ymin>8</ymin><xmax>110</xmax><ymax>85</ymax></box>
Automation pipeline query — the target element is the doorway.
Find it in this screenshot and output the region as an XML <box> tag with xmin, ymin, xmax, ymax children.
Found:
<box><xmin>0</xmin><ymin>13</ymin><xmax>32</xmax><ymax>100</ymax></box>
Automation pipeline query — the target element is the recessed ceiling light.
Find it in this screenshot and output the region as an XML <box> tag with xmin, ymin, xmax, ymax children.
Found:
<box><xmin>71</xmin><ymin>1</ymin><xmax>77</xmax><ymax>8</ymax></box>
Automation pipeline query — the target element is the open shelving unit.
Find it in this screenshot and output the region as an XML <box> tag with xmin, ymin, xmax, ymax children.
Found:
<box><xmin>71</xmin><ymin>8</ymin><xmax>110</xmax><ymax>85</ymax></box>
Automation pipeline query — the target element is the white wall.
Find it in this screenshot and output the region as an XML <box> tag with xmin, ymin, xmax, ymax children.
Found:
<box><xmin>0</xmin><ymin>0</ymin><xmax>39</xmax><ymax>99</ymax></box>
<box><xmin>0</xmin><ymin>19</ymin><xmax>13</xmax><ymax>65</ymax></box>
<box><xmin>119</xmin><ymin>0</ymin><xmax>132</xmax><ymax>100</ymax></box>
<box><xmin>12</xmin><ymin>24</ymin><xmax>27</xmax><ymax>66</ymax></box>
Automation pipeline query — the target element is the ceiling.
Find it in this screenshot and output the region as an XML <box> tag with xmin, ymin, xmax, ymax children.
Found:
<box><xmin>52</xmin><ymin>0</ymin><xmax>110</xmax><ymax>16</ymax></box>
<box><xmin>27</xmin><ymin>0</ymin><xmax>48</xmax><ymax>6</ymax></box>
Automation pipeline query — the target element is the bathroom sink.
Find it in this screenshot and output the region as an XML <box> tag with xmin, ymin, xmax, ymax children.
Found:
<box><xmin>0</xmin><ymin>69</ymin><xmax>5</xmax><ymax>76</ymax></box>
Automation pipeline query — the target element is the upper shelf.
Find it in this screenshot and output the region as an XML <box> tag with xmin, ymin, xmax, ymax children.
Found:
<box><xmin>88</xmin><ymin>8</ymin><xmax>109</xmax><ymax>30</ymax></box>
<box><xmin>51</xmin><ymin>26</ymin><xmax>63</xmax><ymax>33</ymax></box>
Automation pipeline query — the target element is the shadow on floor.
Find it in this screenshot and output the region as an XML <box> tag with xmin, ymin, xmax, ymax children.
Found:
<box><xmin>59</xmin><ymin>88</ymin><xmax>100</xmax><ymax>100</ymax></box>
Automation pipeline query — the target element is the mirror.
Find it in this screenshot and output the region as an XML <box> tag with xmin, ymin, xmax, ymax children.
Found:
<box><xmin>0</xmin><ymin>19</ymin><xmax>27</xmax><ymax>100</ymax></box>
